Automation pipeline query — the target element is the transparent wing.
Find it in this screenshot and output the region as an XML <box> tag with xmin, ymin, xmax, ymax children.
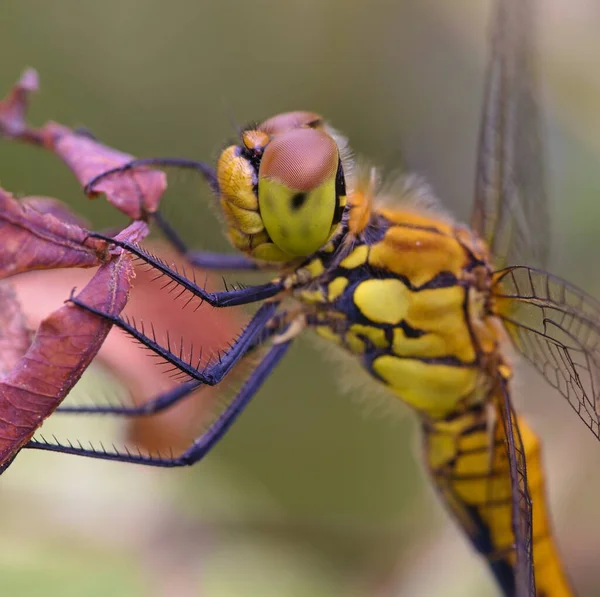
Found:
<box><xmin>496</xmin><ymin>375</ymin><xmax>535</xmax><ymax>597</ymax></box>
<box><xmin>471</xmin><ymin>0</ymin><xmax>549</xmax><ymax>269</ymax></box>
<box><xmin>423</xmin><ymin>380</ymin><xmax>534</xmax><ymax>595</ymax></box>
<box><xmin>493</xmin><ymin>266</ymin><xmax>600</xmax><ymax>439</ymax></box>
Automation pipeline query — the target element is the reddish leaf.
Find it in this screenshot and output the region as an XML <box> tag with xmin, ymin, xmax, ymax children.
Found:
<box><xmin>0</xmin><ymin>221</ymin><xmax>148</xmax><ymax>468</ymax></box>
<box><xmin>9</xmin><ymin>241</ymin><xmax>244</xmax><ymax>456</ymax></box>
<box><xmin>112</xmin><ymin>219</ymin><xmax>148</xmax><ymax>246</ymax></box>
<box><xmin>0</xmin><ymin>71</ymin><xmax>167</xmax><ymax>219</ymax></box>
<box><xmin>33</xmin><ymin>122</ymin><xmax>167</xmax><ymax>219</ymax></box>
<box><xmin>0</xmin><ymin>68</ymin><xmax>38</xmax><ymax>138</ymax></box>
<box><xmin>0</xmin><ymin>282</ymin><xmax>31</xmax><ymax>376</ymax></box>
<box><xmin>0</xmin><ymin>186</ymin><xmax>108</xmax><ymax>278</ymax></box>
<box><xmin>22</xmin><ymin>196</ymin><xmax>91</xmax><ymax>228</ymax></box>
<box><xmin>54</xmin><ymin>127</ymin><xmax>166</xmax><ymax>219</ymax></box>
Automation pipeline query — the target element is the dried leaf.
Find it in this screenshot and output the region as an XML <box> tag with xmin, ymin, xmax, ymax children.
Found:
<box><xmin>0</xmin><ymin>68</ymin><xmax>38</xmax><ymax>138</ymax></box>
<box><xmin>0</xmin><ymin>282</ymin><xmax>31</xmax><ymax>376</ymax></box>
<box><xmin>0</xmin><ymin>186</ymin><xmax>107</xmax><ymax>278</ymax></box>
<box><xmin>0</xmin><ymin>70</ymin><xmax>167</xmax><ymax>219</ymax></box>
<box><xmin>112</xmin><ymin>219</ymin><xmax>148</xmax><ymax>245</ymax></box>
<box><xmin>54</xmin><ymin>128</ymin><xmax>166</xmax><ymax>219</ymax></box>
<box><xmin>34</xmin><ymin>122</ymin><xmax>167</xmax><ymax>219</ymax></box>
<box><xmin>0</xmin><ymin>221</ymin><xmax>148</xmax><ymax>469</ymax></box>
<box><xmin>9</xmin><ymin>242</ymin><xmax>244</xmax><ymax>456</ymax></box>
<box><xmin>22</xmin><ymin>196</ymin><xmax>91</xmax><ymax>228</ymax></box>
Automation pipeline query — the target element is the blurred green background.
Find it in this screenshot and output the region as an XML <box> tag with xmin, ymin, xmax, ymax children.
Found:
<box><xmin>2</xmin><ymin>0</ymin><xmax>600</xmax><ymax>595</ymax></box>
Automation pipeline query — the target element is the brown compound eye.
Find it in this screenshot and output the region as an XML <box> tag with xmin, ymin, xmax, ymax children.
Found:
<box><xmin>258</xmin><ymin>127</ymin><xmax>340</xmax><ymax>257</ymax></box>
<box><xmin>258</xmin><ymin>111</ymin><xmax>324</xmax><ymax>136</ymax></box>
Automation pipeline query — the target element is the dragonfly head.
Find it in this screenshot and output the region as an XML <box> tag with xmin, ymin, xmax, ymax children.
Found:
<box><xmin>217</xmin><ymin>111</ymin><xmax>347</xmax><ymax>262</ymax></box>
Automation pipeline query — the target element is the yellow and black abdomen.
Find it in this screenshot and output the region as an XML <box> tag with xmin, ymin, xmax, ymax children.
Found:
<box><xmin>300</xmin><ymin>210</ymin><xmax>494</xmax><ymax>419</ymax></box>
<box><xmin>424</xmin><ymin>402</ymin><xmax>573</xmax><ymax>596</ymax></box>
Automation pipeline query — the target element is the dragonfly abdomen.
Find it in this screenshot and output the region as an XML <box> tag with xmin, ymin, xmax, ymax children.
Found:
<box><xmin>424</xmin><ymin>402</ymin><xmax>574</xmax><ymax>596</ymax></box>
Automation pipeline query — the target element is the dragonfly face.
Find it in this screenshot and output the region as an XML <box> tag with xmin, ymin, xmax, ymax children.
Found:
<box><xmin>216</xmin><ymin>111</ymin><xmax>347</xmax><ymax>261</ymax></box>
<box><xmin>4</xmin><ymin>0</ymin><xmax>598</xmax><ymax>595</ymax></box>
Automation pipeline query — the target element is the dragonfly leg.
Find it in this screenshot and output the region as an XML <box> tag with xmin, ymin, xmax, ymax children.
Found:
<box><xmin>57</xmin><ymin>314</ymin><xmax>284</xmax><ymax>416</ymax></box>
<box><xmin>84</xmin><ymin>157</ymin><xmax>219</xmax><ymax>196</ymax></box>
<box><xmin>26</xmin><ymin>338</ymin><xmax>292</xmax><ymax>466</ymax></box>
<box><xmin>68</xmin><ymin>294</ymin><xmax>279</xmax><ymax>386</ymax></box>
<box><xmin>83</xmin><ymin>152</ymin><xmax>260</xmax><ymax>271</ymax></box>
<box><xmin>152</xmin><ymin>211</ymin><xmax>261</xmax><ymax>271</ymax></box>
<box><xmin>88</xmin><ymin>232</ymin><xmax>285</xmax><ymax>307</ymax></box>
<box><xmin>58</xmin><ymin>379</ymin><xmax>202</xmax><ymax>416</ymax></box>
<box><xmin>73</xmin><ymin>126</ymin><xmax>98</xmax><ymax>141</ymax></box>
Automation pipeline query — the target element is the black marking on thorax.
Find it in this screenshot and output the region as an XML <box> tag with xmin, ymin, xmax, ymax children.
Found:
<box><xmin>333</xmin><ymin>160</ymin><xmax>346</xmax><ymax>225</ymax></box>
<box><xmin>298</xmin><ymin>210</ymin><xmax>466</xmax><ymax>327</ymax></box>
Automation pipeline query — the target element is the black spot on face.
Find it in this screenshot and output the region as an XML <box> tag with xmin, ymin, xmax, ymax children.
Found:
<box><xmin>291</xmin><ymin>192</ymin><xmax>308</xmax><ymax>210</ymax></box>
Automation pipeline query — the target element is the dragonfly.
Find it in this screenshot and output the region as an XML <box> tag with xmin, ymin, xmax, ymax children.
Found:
<box><xmin>14</xmin><ymin>0</ymin><xmax>597</xmax><ymax>594</ymax></box>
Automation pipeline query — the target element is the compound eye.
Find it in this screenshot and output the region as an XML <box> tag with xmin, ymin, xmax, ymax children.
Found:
<box><xmin>258</xmin><ymin>128</ymin><xmax>339</xmax><ymax>257</ymax></box>
<box><xmin>258</xmin><ymin>111</ymin><xmax>324</xmax><ymax>135</ymax></box>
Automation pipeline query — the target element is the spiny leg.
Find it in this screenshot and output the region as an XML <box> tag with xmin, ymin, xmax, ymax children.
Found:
<box><xmin>68</xmin><ymin>292</ymin><xmax>280</xmax><ymax>386</ymax></box>
<box><xmin>84</xmin><ymin>155</ymin><xmax>260</xmax><ymax>271</ymax></box>
<box><xmin>58</xmin><ymin>379</ymin><xmax>201</xmax><ymax>416</ymax></box>
<box><xmin>84</xmin><ymin>157</ymin><xmax>219</xmax><ymax>195</ymax></box>
<box><xmin>73</xmin><ymin>126</ymin><xmax>98</xmax><ymax>140</ymax></box>
<box><xmin>152</xmin><ymin>211</ymin><xmax>260</xmax><ymax>272</ymax></box>
<box><xmin>89</xmin><ymin>232</ymin><xmax>285</xmax><ymax>307</ymax></box>
<box><xmin>26</xmin><ymin>338</ymin><xmax>293</xmax><ymax>467</ymax></box>
<box><xmin>57</xmin><ymin>315</ymin><xmax>285</xmax><ymax>416</ymax></box>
